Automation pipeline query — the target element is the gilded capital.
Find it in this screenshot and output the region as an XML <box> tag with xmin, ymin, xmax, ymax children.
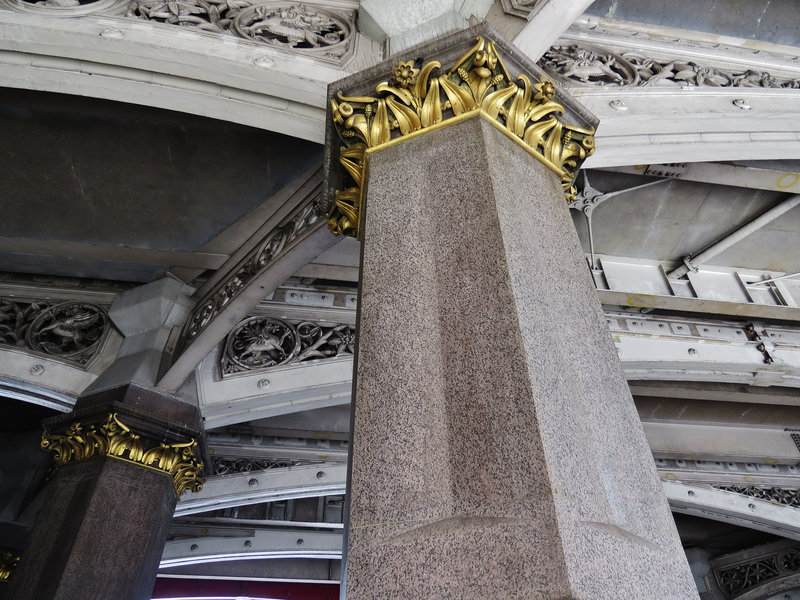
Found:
<box><xmin>0</xmin><ymin>552</ymin><xmax>19</xmax><ymax>582</ymax></box>
<box><xmin>41</xmin><ymin>413</ymin><xmax>206</xmax><ymax>496</ymax></box>
<box><xmin>327</xmin><ymin>32</ymin><xmax>596</xmax><ymax>239</ymax></box>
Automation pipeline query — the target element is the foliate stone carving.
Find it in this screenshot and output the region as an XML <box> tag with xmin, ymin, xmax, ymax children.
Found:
<box><xmin>714</xmin><ymin>485</ymin><xmax>800</xmax><ymax>508</ymax></box>
<box><xmin>126</xmin><ymin>1</ymin><xmax>353</xmax><ymax>63</ymax></box>
<box><xmin>180</xmin><ymin>196</ymin><xmax>325</xmax><ymax>346</ymax></box>
<box><xmin>328</xmin><ymin>36</ymin><xmax>595</xmax><ymax>239</ymax></box>
<box><xmin>41</xmin><ymin>413</ymin><xmax>205</xmax><ymax>496</ymax></box>
<box><xmin>221</xmin><ymin>316</ymin><xmax>355</xmax><ymax>375</ymax></box>
<box><xmin>713</xmin><ymin>544</ymin><xmax>800</xmax><ymax>598</ymax></box>
<box><xmin>211</xmin><ymin>456</ymin><xmax>316</xmax><ymax>474</ymax></box>
<box><xmin>540</xmin><ymin>44</ymin><xmax>800</xmax><ymax>89</ymax></box>
<box><xmin>717</xmin><ymin>557</ymin><xmax>781</xmax><ymax>597</ymax></box>
<box><xmin>0</xmin><ymin>299</ymin><xmax>108</xmax><ymax>365</ymax></box>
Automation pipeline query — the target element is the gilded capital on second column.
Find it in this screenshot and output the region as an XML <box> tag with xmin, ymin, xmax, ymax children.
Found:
<box><xmin>41</xmin><ymin>412</ymin><xmax>206</xmax><ymax>496</ymax></box>
<box><xmin>327</xmin><ymin>35</ymin><xmax>596</xmax><ymax>239</ymax></box>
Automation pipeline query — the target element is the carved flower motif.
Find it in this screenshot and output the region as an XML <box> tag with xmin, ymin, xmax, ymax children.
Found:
<box><xmin>392</xmin><ymin>61</ymin><xmax>419</xmax><ymax>88</ymax></box>
<box><xmin>534</xmin><ymin>79</ymin><xmax>556</xmax><ymax>102</ymax></box>
<box><xmin>329</xmin><ymin>326</ymin><xmax>355</xmax><ymax>354</ymax></box>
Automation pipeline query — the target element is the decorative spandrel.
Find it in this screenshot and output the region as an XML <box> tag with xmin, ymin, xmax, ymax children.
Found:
<box><xmin>41</xmin><ymin>413</ymin><xmax>205</xmax><ymax>496</ymax></box>
<box><xmin>327</xmin><ymin>36</ymin><xmax>596</xmax><ymax>239</ymax></box>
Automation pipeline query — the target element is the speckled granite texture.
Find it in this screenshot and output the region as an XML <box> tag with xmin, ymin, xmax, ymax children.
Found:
<box><xmin>344</xmin><ymin>116</ymin><xmax>698</xmax><ymax>599</ymax></box>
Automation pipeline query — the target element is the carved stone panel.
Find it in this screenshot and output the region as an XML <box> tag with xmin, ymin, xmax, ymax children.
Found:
<box><xmin>221</xmin><ymin>316</ymin><xmax>355</xmax><ymax>375</ymax></box>
<box><xmin>0</xmin><ymin>299</ymin><xmax>109</xmax><ymax>366</ymax></box>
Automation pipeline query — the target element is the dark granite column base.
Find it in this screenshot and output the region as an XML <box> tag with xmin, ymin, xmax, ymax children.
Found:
<box><xmin>7</xmin><ymin>383</ymin><xmax>204</xmax><ymax>600</ymax></box>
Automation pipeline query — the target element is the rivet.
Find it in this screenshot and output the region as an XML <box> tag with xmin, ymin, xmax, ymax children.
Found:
<box><xmin>257</xmin><ymin>378</ymin><xmax>270</xmax><ymax>389</ymax></box>
<box><xmin>248</xmin><ymin>478</ymin><xmax>259</xmax><ymax>487</ymax></box>
<box><xmin>316</xmin><ymin>471</ymin><xmax>326</xmax><ymax>479</ymax></box>
<box><xmin>749</xmin><ymin>503</ymin><xmax>756</xmax><ymax>510</ymax></box>
<box><xmin>244</xmin><ymin>540</ymin><xmax>252</xmax><ymax>548</ymax></box>
<box><xmin>254</xmin><ymin>56</ymin><xmax>275</xmax><ymax>68</ymax></box>
<box><xmin>99</xmin><ymin>28</ymin><xmax>123</xmax><ymax>39</ymax></box>
<box><xmin>29</xmin><ymin>364</ymin><xmax>45</xmax><ymax>376</ymax></box>
<box><xmin>609</xmin><ymin>99</ymin><xmax>628</xmax><ymax>111</ymax></box>
<box><xmin>190</xmin><ymin>544</ymin><xmax>199</xmax><ymax>551</ymax></box>
<box><xmin>296</xmin><ymin>538</ymin><xmax>304</xmax><ymax>545</ymax></box>
<box><xmin>733</xmin><ymin>99</ymin><xmax>751</xmax><ymax>110</ymax></box>
<box><xmin>688</xmin><ymin>348</ymin><xmax>698</xmax><ymax>355</ymax></box>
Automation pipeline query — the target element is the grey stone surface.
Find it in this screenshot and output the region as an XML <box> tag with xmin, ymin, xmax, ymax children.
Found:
<box><xmin>343</xmin><ymin>116</ymin><xmax>698</xmax><ymax>599</ymax></box>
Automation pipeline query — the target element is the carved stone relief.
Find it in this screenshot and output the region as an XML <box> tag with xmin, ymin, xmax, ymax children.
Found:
<box><xmin>713</xmin><ymin>544</ymin><xmax>800</xmax><ymax>598</ymax></box>
<box><xmin>211</xmin><ymin>456</ymin><xmax>318</xmax><ymax>474</ymax></box>
<box><xmin>126</xmin><ymin>2</ymin><xmax>354</xmax><ymax>63</ymax></box>
<box><xmin>221</xmin><ymin>316</ymin><xmax>355</xmax><ymax>375</ymax></box>
<box><xmin>714</xmin><ymin>485</ymin><xmax>800</xmax><ymax>509</ymax></box>
<box><xmin>0</xmin><ymin>299</ymin><xmax>109</xmax><ymax>365</ymax></box>
<box><xmin>180</xmin><ymin>195</ymin><xmax>326</xmax><ymax>348</ymax></box>
<box><xmin>540</xmin><ymin>43</ymin><xmax>800</xmax><ymax>89</ymax></box>
<box><xmin>0</xmin><ymin>0</ymin><xmax>355</xmax><ymax>64</ymax></box>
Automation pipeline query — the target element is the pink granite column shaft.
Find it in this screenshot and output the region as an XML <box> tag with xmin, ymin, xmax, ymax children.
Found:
<box><xmin>343</xmin><ymin>116</ymin><xmax>698</xmax><ymax>599</ymax></box>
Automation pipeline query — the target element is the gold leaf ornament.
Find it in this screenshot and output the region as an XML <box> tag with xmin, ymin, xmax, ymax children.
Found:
<box><xmin>327</xmin><ymin>36</ymin><xmax>595</xmax><ymax>239</ymax></box>
<box><xmin>41</xmin><ymin>413</ymin><xmax>205</xmax><ymax>496</ymax></box>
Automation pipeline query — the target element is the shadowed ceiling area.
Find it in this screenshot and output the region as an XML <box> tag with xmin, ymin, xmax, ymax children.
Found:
<box><xmin>0</xmin><ymin>87</ymin><xmax>322</xmax><ymax>282</ymax></box>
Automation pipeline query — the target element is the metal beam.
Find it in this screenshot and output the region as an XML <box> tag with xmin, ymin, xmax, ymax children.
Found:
<box><xmin>175</xmin><ymin>463</ymin><xmax>347</xmax><ymax>517</ymax></box>
<box><xmin>160</xmin><ymin>529</ymin><xmax>342</xmax><ymax>568</ymax></box>
<box><xmin>665</xmin><ymin>481</ymin><xmax>800</xmax><ymax>541</ymax></box>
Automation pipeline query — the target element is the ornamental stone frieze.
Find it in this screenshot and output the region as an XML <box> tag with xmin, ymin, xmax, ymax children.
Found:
<box><xmin>326</xmin><ymin>29</ymin><xmax>597</xmax><ymax>239</ymax></box>
<box><xmin>0</xmin><ymin>298</ymin><xmax>110</xmax><ymax>366</ymax></box>
<box><xmin>0</xmin><ymin>0</ymin><xmax>357</xmax><ymax>65</ymax></box>
<box><xmin>710</xmin><ymin>541</ymin><xmax>800</xmax><ymax>599</ymax></box>
<box><xmin>540</xmin><ymin>43</ymin><xmax>800</xmax><ymax>89</ymax></box>
<box><xmin>221</xmin><ymin>316</ymin><xmax>354</xmax><ymax>375</ymax></box>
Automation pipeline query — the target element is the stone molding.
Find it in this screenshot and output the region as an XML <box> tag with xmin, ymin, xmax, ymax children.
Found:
<box><xmin>0</xmin><ymin>0</ymin><xmax>358</xmax><ymax>65</ymax></box>
<box><xmin>551</xmin><ymin>16</ymin><xmax>800</xmax><ymax>88</ymax></box>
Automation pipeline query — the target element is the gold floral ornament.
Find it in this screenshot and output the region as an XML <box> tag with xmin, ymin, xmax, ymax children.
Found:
<box><xmin>0</xmin><ymin>552</ymin><xmax>19</xmax><ymax>582</ymax></box>
<box><xmin>327</xmin><ymin>36</ymin><xmax>596</xmax><ymax>239</ymax></box>
<box><xmin>41</xmin><ymin>413</ymin><xmax>205</xmax><ymax>496</ymax></box>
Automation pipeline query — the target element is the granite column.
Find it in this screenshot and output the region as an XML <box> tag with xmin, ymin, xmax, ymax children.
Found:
<box><xmin>6</xmin><ymin>383</ymin><xmax>205</xmax><ymax>600</ymax></box>
<box><xmin>327</xmin><ymin>28</ymin><xmax>699</xmax><ymax>599</ymax></box>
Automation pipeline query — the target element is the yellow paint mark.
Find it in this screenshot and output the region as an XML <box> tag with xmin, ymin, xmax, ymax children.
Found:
<box><xmin>663</xmin><ymin>472</ymin><xmax>678</xmax><ymax>481</ymax></box>
<box><xmin>633</xmin><ymin>165</ymin><xmax>648</xmax><ymax>171</ymax></box>
<box><xmin>763</xmin><ymin>457</ymin><xmax>779</xmax><ymax>465</ymax></box>
<box><xmin>743</xmin><ymin>475</ymin><xmax>755</xmax><ymax>483</ymax></box>
<box><xmin>312</xmin><ymin>431</ymin><xmax>332</xmax><ymax>440</ymax></box>
<box><xmin>626</xmin><ymin>294</ymin><xmax>655</xmax><ymax>307</ymax></box>
<box><xmin>777</xmin><ymin>172</ymin><xmax>800</xmax><ymax>189</ymax></box>
<box><xmin>317</xmin><ymin>454</ymin><xmax>329</xmax><ymax>459</ymax></box>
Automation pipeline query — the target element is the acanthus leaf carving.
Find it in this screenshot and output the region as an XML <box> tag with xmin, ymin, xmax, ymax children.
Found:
<box><xmin>126</xmin><ymin>1</ymin><xmax>354</xmax><ymax>63</ymax></box>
